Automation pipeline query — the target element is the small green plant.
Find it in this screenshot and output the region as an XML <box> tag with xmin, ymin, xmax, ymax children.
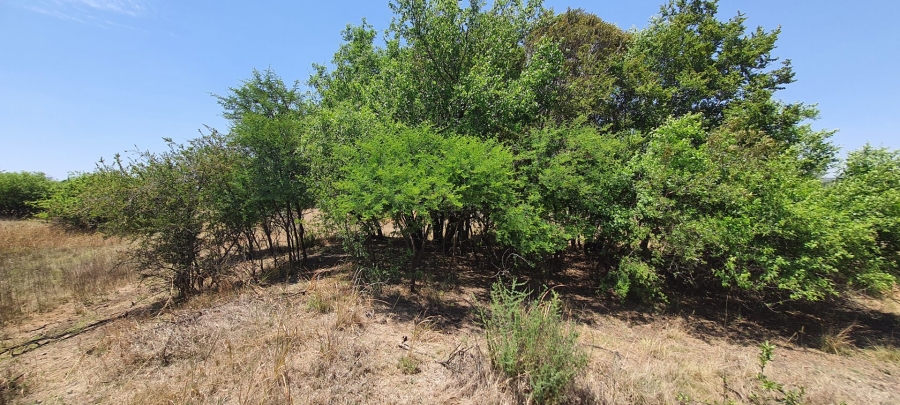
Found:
<box><xmin>397</xmin><ymin>353</ymin><xmax>421</xmax><ymax>375</ymax></box>
<box><xmin>750</xmin><ymin>341</ymin><xmax>805</xmax><ymax>405</ymax></box>
<box><xmin>480</xmin><ymin>279</ymin><xmax>587</xmax><ymax>404</ymax></box>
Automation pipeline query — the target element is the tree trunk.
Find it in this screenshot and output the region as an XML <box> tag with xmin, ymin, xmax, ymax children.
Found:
<box><xmin>294</xmin><ymin>202</ymin><xmax>307</xmax><ymax>261</ymax></box>
<box><xmin>261</xmin><ymin>218</ymin><xmax>277</xmax><ymax>269</ymax></box>
<box><xmin>432</xmin><ymin>212</ymin><xmax>444</xmax><ymax>247</ymax></box>
<box><xmin>443</xmin><ymin>214</ymin><xmax>458</xmax><ymax>256</ymax></box>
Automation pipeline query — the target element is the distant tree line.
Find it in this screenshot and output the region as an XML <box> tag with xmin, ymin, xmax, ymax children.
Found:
<box><xmin>0</xmin><ymin>171</ymin><xmax>53</xmax><ymax>218</ymax></box>
<box><xmin>15</xmin><ymin>0</ymin><xmax>898</xmax><ymax>301</ymax></box>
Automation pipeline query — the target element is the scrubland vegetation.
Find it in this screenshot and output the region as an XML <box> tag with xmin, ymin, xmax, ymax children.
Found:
<box><xmin>2</xmin><ymin>0</ymin><xmax>900</xmax><ymax>403</ymax></box>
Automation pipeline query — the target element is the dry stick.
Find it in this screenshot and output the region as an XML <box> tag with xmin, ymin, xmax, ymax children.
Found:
<box><xmin>0</xmin><ymin>311</ymin><xmax>131</xmax><ymax>357</ymax></box>
<box><xmin>436</xmin><ymin>342</ymin><xmax>473</xmax><ymax>367</ymax></box>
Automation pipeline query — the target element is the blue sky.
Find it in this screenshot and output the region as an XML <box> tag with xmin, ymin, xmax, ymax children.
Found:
<box><xmin>1</xmin><ymin>0</ymin><xmax>897</xmax><ymax>179</ymax></box>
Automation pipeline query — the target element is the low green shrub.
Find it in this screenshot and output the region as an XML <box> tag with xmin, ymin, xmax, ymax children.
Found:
<box><xmin>751</xmin><ymin>341</ymin><xmax>806</xmax><ymax>405</ymax></box>
<box><xmin>481</xmin><ymin>280</ymin><xmax>587</xmax><ymax>404</ymax></box>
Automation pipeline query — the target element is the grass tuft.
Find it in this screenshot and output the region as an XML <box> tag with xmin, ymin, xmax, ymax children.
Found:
<box><xmin>481</xmin><ymin>280</ymin><xmax>587</xmax><ymax>404</ymax></box>
<box><xmin>819</xmin><ymin>323</ymin><xmax>856</xmax><ymax>355</ymax></box>
<box><xmin>869</xmin><ymin>345</ymin><xmax>900</xmax><ymax>364</ymax></box>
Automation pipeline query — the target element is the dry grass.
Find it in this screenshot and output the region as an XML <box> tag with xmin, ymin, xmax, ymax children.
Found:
<box><xmin>1</xmin><ymin>243</ymin><xmax>898</xmax><ymax>404</ymax></box>
<box><xmin>868</xmin><ymin>345</ymin><xmax>900</xmax><ymax>365</ymax></box>
<box><xmin>0</xmin><ymin>220</ymin><xmax>134</xmax><ymax>325</ymax></box>
<box><xmin>819</xmin><ymin>323</ymin><xmax>856</xmax><ymax>355</ymax></box>
<box><xmin>1</xmin><ymin>272</ymin><xmax>521</xmax><ymax>405</ymax></box>
<box><xmin>397</xmin><ymin>316</ymin><xmax>435</xmax><ymax>375</ymax></box>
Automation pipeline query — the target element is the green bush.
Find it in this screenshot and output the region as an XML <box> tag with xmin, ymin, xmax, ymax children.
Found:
<box><xmin>35</xmin><ymin>173</ymin><xmax>108</xmax><ymax>229</ymax></box>
<box><xmin>0</xmin><ymin>171</ymin><xmax>54</xmax><ymax>218</ymax></box>
<box><xmin>481</xmin><ymin>280</ymin><xmax>587</xmax><ymax>404</ymax></box>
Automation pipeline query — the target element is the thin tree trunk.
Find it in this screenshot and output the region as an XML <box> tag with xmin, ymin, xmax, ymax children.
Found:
<box><xmin>261</xmin><ymin>217</ymin><xmax>277</xmax><ymax>269</ymax></box>
<box><xmin>293</xmin><ymin>202</ymin><xmax>307</xmax><ymax>261</ymax></box>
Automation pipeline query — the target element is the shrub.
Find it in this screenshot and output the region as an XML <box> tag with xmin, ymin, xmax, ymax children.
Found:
<box><xmin>34</xmin><ymin>172</ymin><xmax>108</xmax><ymax>229</ymax></box>
<box><xmin>0</xmin><ymin>171</ymin><xmax>54</xmax><ymax>218</ymax></box>
<box><xmin>481</xmin><ymin>280</ymin><xmax>587</xmax><ymax>404</ymax></box>
<box><xmin>751</xmin><ymin>341</ymin><xmax>806</xmax><ymax>405</ymax></box>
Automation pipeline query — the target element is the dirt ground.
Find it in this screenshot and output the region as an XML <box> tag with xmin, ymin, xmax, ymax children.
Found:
<box><xmin>2</xmin><ymin>247</ymin><xmax>900</xmax><ymax>404</ymax></box>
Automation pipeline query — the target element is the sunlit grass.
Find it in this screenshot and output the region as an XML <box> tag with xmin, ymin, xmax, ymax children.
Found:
<box><xmin>0</xmin><ymin>220</ymin><xmax>134</xmax><ymax>325</ymax></box>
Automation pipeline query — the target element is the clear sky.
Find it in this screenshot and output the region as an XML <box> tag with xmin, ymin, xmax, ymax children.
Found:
<box><xmin>1</xmin><ymin>0</ymin><xmax>897</xmax><ymax>179</ymax></box>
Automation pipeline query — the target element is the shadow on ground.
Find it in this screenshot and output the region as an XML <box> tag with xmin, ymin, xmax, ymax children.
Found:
<box><xmin>270</xmin><ymin>241</ymin><xmax>900</xmax><ymax>352</ymax></box>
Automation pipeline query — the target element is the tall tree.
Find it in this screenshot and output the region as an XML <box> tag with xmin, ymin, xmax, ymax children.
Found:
<box><xmin>619</xmin><ymin>0</ymin><xmax>795</xmax><ymax>132</ymax></box>
<box><xmin>526</xmin><ymin>8</ymin><xmax>630</xmax><ymax>126</ymax></box>
<box><xmin>217</xmin><ymin>69</ymin><xmax>316</xmax><ymax>270</ymax></box>
<box><xmin>313</xmin><ymin>0</ymin><xmax>564</xmax><ymax>141</ymax></box>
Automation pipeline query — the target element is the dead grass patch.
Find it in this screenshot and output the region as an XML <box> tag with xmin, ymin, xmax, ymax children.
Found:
<box><xmin>819</xmin><ymin>323</ymin><xmax>856</xmax><ymax>355</ymax></box>
<box><xmin>2</xmin><ymin>259</ymin><xmax>898</xmax><ymax>404</ymax></box>
<box><xmin>0</xmin><ymin>220</ymin><xmax>134</xmax><ymax>325</ymax></box>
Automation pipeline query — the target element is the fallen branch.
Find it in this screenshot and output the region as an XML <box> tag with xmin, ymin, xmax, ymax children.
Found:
<box><xmin>0</xmin><ymin>312</ymin><xmax>130</xmax><ymax>358</ymax></box>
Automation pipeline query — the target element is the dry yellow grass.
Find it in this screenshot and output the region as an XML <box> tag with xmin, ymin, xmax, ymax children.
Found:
<box><xmin>0</xmin><ymin>220</ymin><xmax>135</xmax><ymax>326</ymax></box>
<box><xmin>819</xmin><ymin>323</ymin><xmax>856</xmax><ymax>355</ymax></box>
<box><xmin>2</xmin><ymin>275</ymin><xmax>514</xmax><ymax>404</ymax></box>
<box><xmin>4</xmin><ymin>274</ymin><xmax>898</xmax><ymax>405</ymax></box>
<box><xmin>1</xmin><ymin>230</ymin><xmax>898</xmax><ymax>404</ymax></box>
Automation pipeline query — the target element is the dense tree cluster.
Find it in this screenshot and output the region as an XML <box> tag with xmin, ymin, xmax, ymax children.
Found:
<box><xmin>0</xmin><ymin>171</ymin><xmax>53</xmax><ymax>218</ymax></box>
<box><xmin>29</xmin><ymin>0</ymin><xmax>899</xmax><ymax>301</ymax></box>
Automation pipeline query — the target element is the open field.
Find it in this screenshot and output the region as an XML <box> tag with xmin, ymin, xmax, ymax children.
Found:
<box><xmin>1</xmin><ymin>221</ymin><xmax>899</xmax><ymax>404</ymax></box>
<box><xmin>0</xmin><ymin>220</ymin><xmax>136</xmax><ymax>327</ymax></box>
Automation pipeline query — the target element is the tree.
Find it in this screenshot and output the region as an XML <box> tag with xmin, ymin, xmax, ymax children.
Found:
<box><xmin>313</xmin><ymin>0</ymin><xmax>564</xmax><ymax>142</ymax></box>
<box><xmin>0</xmin><ymin>171</ymin><xmax>54</xmax><ymax>218</ymax></box>
<box><xmin>331</xmin><ymin>124</ymin><xmax>535</xmax><ymax>289</ymax></box>
<box><xmin>90</xmin><ymin>134</ymin><xmax>239</xmax><ymax>297</ymax></box>
<box><xmin>217</xmin><ymin>69</ymin><xmax>316</xmax><ymax>270</ymax></box>
<box><xmin>618</xmin><ymin>0</ymin><xmax>796</xmax><ymax>133</ymax></box>
<box><xmin>607</xmin><ymin>116</ymin><xmax>881</xmax><ymax>300</ymax></box>
<box><xmin>824</xmin><ymin>146</ymin><xmax>900</xmax><ymax>291</ymax></box>
<box><xmin>519</xmin><ymin>122</ymin><xmax>640</xmax><ymax>262</ymax></box>
<box><xmin>526</xmin><ymin>8</ymin><xmax>630</xmax><ymax>126</ymax></box>
<box><xmin>35</xmin><ymin>172</ymin><xmax>108</xmax><ymax>229</ymax></box>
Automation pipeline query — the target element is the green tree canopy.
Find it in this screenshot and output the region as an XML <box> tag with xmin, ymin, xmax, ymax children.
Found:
<box><xmin>0</xmin><ymin>171</ymin><xmax>54</xmax><ymax>218</ymax></box>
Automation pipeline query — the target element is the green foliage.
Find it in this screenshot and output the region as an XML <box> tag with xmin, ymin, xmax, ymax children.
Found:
<box><xmin>217</xmin><ymin>68</ymin><xmax>306</xmax><ymax>122</ymax></box>
<box><xmin>619</xmin><ymin>115</ymin><xmax>869</xmax><ymax>301</ymax></box>
<box><xmin>386</xmin><ymin>0</ymin><xmax>560</xmax><ymax>138</ymax></box>
<box><xmin>330</xmin><ymin>125</ymin><xmax>527</xmax><ymax>256</ymax></box>
<box><xmin>216</xmin><ymin>69</ymin><xmax>317</xmax><ymax>270</ymax></box>
<box><xmin>481</xmin><ymin>280</ymin><xmax>587</xmax><ymax>404</ymax></box>
<box><xmin>520</xmin><ymin>123</ymin><xmax>640</xmax><ymax>254</ymax></box>
<box><xmin>313</xmin><ymin>0</ymin><xmax>564</xmax><ymax>142</ymax></box>
<box><xmin>520</xmin><ymin>113</ymin><xmax>876</xmax><ymax>302</ymax></box>
<box><xmin>526</xmin><ymin>8</ymin><xmax>630</xmax><ymax>125</ymax></box>
<box><xmin>612</xmin><ymin>257</ymin><xmax>664</xmax><ymax>302</ymax></box>
<box><xmin>824</xmin><ymin>145</ymin><xmax>900</xmax><ymax>292</ymax></box>
<box><xmin>31</xmin><ymin>0</ymin><xmax>895</xmax><ymax>306</ymax></box>
<box><xmin>88</xmin><ymin>134</ymin><xmax>239</xmax><ymax>297</ymax></box>
<box><xmin>620</xmin><ymin>0</ymin><xmax>795</xmax><ymax>132</ymax></box>
<box><xmin>0</xmin><ymin>171</ymin><xmax>54</xmax><ymax>218</ymax></box>
<box><xmin>751</xmin><ymin>341</ymin><xmax>806</xmax><ymax>404</ymax></box>
<box><xmin>35</xmin><ymin>172</ymin><xmax>106</xmax><ymax>229</ymax></box>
